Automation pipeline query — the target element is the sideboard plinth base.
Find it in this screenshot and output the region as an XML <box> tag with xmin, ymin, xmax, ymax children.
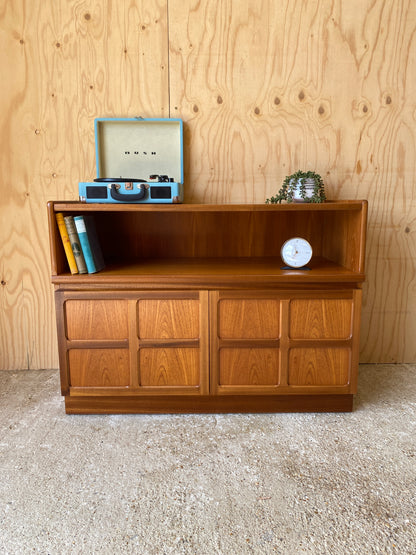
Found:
<box><xmin>64</xmin><ymin>394</ymin><xmax>354</xmax><ymax>414</ymax></box>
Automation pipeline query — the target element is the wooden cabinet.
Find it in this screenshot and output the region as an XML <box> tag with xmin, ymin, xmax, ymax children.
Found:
<box><xmin>48</xmin><ymin>201</ymin><xmax>367</xmax><ymax>413</ymax></box>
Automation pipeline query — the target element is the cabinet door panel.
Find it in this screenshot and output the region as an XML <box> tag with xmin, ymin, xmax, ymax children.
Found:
<box><xmin>66</xmin><ymin>300</ymin><xmax>128</xmax><ymax>340</ymax></box>
<box><xmin>218</xmin><ymin>299</ymin><xmax>279</xmax><ymax>339</ymax></box>
<box><xmin>219</xmin><ymin>348</ymin><xmax>279</xmax><ymax>385</ymax></box>
<box><xmin>288</xmin><ymin>348</ymin><xmax>350</xmax><ymax>386</ymax></box>
<box><xmin>289</xmin><ymin>299</ymin><xmax>352</xmax><ymax>339</ymax></box>
<box><xmin>212</xmin><ymin>292</ymin><xmax>280</xmax><ymax>394</ymax></box>
<box><xmin>138</xmin><ymin>299</ymin><xmax>199</xmax><ymax>339</ymax></box>
<box><xmin>136</xmin><ymin>292</ymin><xmax>209</xmax><ymax>394</ymax></box>
<box><xmin>139</xmin><ymin>347</ymin><xmax>199</xmax><ymax>386</ymax></box>
<box><xmin>69</xmin><ymin>349</ymin><xmax>130</xmax><ymax>387</ymax></box>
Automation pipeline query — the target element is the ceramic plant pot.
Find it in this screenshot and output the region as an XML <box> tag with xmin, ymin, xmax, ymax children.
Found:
<box><xmin>291</xmin><ymin>178</ymin><xmax>317</xmax><ymax>202</ymax></box>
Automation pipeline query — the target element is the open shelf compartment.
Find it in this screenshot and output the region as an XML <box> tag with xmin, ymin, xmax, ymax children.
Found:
<box><xmin>48</xmin><ymin>201</ymin><xmax>367</xmax><ymax>287</ymax></box>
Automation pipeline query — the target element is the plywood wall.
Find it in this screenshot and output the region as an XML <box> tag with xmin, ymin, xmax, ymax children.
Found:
<box><xmin>0</xmin><ymin>0</ymin><xmax>415</xmax><ymax>368</ymax></box>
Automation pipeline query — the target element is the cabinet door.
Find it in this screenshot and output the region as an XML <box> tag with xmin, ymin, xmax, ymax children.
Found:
<box><xmin>57</xmin><ymin>291</ymin><xmax>209</xmax><ymax>396</ymax></box>
<box><xmin>64</xmin><ymin>298</ymin><xmax>130</xmax><ymax>389</ymax></box>
<box><xmin>284</xmin><ymin>291</ymin><xmax>361</xmax><ymax>393</ymax></box>
<box><xmin>136</xmin><ymin>292</ymin><xmax>209</xmax><ymax>394</ymax></box>
<box><xmin>210</xmin><ymin>292</ymin><xmax>281</xmax><ymax>394</ymax></box>
<box><xmin>287</xmin><ymin>297</ymin><xmax>353</xmax><ymax>388</ymax></box>
<box><xmin>210</xmin><ymin>290</ymin><xmax>361</xmax><ymax>395</ymax></box>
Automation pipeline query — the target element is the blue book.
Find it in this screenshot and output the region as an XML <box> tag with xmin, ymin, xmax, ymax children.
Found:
<box><xmin>73</xmin><ymin>215</ymin><xmax>105</xmax><ymax>273</ymax></box>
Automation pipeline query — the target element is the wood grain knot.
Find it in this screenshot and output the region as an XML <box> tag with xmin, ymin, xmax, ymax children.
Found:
<box><xmin>363</xmin><ymin>105</ymin><xmax>368</xmax><ymax>113</ymax></box>
<box><xmin>386</xmin><ymin>96</ymin><xmax>392</xmax><ymax>105</ymax></box>
<box><xmin>298</xmin><ymin>91</ymin><xmax>305</xmax><ymax>101</ymax></box>
<box><xmin>84</xmin><ymin>13</ymin><xmax>91</xmax><ymax>21</ymax></box>
<box><xmin>254</xmin><ymin>107</ymin><xmax>260</xmax><ymax>115</ymax></box>
<box><xmin>55</xmin><ymin>42</ymin><xmax>61</xmax><ymax>48</ymax></box>
<box><xmin>19</xmin><ymin>39</ymin><xmax>24</xmax><ymax>44</ymax></box>
<box><xmin>193</xmin><ymin>104</ymin><xmax>199</xmax><ymax>113</ymax></box>
<box><xmin>274</xmin><ymin>97</ymin><xmax>280</xmax><ymax>105</ymax></box>
<box><xmin>1</xmin><ymin>281</ymin><xmax>6</xmax><ymax>286</ymax></box>
<box><xmin>217</xmin><ymin>95</ymin><xmax>223</xmax><ymax>104</ymax></box>
<box><xmin>318</xmin><ymin>105</ymin><xmax>325</xmax><ymax>114</ymax></box>
<box><xmin>405</xmin><ymin>226</ymin><xmax>410</xmax><ymax>233</ymax></box>
<box><xmin>34</xmin><ymin>129</ymin><xmax>41</xmax><ymax>135</ymax></box>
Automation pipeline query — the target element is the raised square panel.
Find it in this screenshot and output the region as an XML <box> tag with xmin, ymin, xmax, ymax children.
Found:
<box><xmin>218</xmin><ymin>299</ymin><xmax>279</xmax><ymax>339</ymax></box>
<box><xmin>69</xmin><ymin>349</ymin><xmax>130</xmax><ymax>387</ymax></box>
<box><xmin>219</xmin><ymin>348</ymin><xmax>279</xmax><ymax>386</ymax></box>
<box><xmin>66</xmin><ymin>300</ymin><xmax>128</xmax><ymax>340</ymax></box>
<box><xmin>289</xmin><ymin>299</ymin><xmax>352</xmax><ymax>339</ymax></box>
<box><xmin>139</xmin><ymin>348</ymin><xmax>200</xmax><ymax>386</ymax></box>
<box><xmin>138</xmin><ymin>299</ymin><xmax>199</xmax><ymax>339</ymax></box>
<box><xmin>288</xmin><ymin>348</ymin><xmax>350</xmax><ymax>386</ymax></box>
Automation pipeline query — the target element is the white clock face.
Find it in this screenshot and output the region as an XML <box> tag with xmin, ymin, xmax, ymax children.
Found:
<box><xmin>281</xmin><ymin>237</ymin><xmax>313</xmax><ymax>268</ymax></box>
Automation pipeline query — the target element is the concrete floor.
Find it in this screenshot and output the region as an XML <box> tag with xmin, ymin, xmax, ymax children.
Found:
<box><xmin>0</xmin><ymin>364</ymin><xmax>415</xmax><ymax>554</ymax></box>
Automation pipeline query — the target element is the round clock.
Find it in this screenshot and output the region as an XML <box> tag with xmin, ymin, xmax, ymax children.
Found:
<box><xmin>281</xmin><ymin>237</ymin><xmax>313</xmax><ymax>268</ymax></box>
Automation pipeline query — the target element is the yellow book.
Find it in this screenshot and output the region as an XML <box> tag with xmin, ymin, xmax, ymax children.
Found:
<box><xmin>56</xmin><ymin>213</ymin><xmax>78</xmax><ymax>274</ymax></box>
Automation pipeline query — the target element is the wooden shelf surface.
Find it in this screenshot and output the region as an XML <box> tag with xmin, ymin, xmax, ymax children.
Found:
<box><xmin>51</xmin><ymin>256</ymin><xmax>365</xmax><ymax>286</ymax></box>
<box><xmin>50</xmin><ymin>200</ymin><xmax>366</xmax><ymax>213</ymax></box>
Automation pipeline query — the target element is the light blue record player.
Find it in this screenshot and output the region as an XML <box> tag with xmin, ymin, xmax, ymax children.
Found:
<box><xmin>79</xmin><ymin>117</ymin><xmax>184</xmax><ymax>204</ymax></box>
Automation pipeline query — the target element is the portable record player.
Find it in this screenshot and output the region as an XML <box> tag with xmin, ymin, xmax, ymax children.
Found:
<box><xmin>79</xmin><ymin>117</ymin><xmax>184</xmax><ymax>203</ymax></box>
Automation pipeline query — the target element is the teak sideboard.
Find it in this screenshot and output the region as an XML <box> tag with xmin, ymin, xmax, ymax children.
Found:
<box><xmin>47</xmin><ymin>201</ymin><xmax>367</xmax><ymax>414</ymax></box>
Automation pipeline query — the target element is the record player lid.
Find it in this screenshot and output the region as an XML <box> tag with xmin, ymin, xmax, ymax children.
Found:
<box><xmin>94</xmin><ymin>117</ymin><xmax>183</xmax><ymax>183</ymax></box>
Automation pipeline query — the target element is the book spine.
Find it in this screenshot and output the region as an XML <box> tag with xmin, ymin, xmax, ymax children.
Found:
<box><xmin>73</xmin><ymin>216</ymin><xmax>97</xmax><ymax>273</ymax></box>
<box><xmin>64</xmin><ymin>216</ymin><xmax>88</xmax><ymax>274</ymax></box>
<box><xmin>83</xmin><ymin>215</ymin><xmax>105</xmax><ymax>272</ymax></box>
<box><xmin>56</xmin><ymin>213</ymin><xmax>78</xmax><ymax>274</ymax></box>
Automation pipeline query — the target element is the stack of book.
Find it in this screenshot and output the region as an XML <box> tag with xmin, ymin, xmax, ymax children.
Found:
<box><xmin>56</xmin><ymin>213</ymin><xmax>105</xmax><ymax>274</ymax></box>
